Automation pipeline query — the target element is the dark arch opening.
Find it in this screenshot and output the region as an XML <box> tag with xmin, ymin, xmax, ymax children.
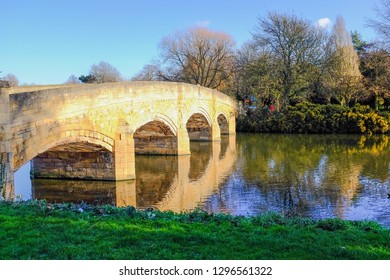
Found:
<box><xmin>133</xmin><ymin>120</ymin><xmax>177</xmax><ymax>155</ymax></box>
<box><xmin>186</xmin><ymin>113</ymin><xmax>211</xmax><ymax>141</ymax></box>
<box><xmin>218</xmin><ymin>114</ymin><xmax>229</xmax><ymax>135</ymax></box>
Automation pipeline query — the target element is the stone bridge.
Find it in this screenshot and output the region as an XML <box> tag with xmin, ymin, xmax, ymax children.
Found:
<box><xmin>0</xmin><ymin>81</ymin><xmax>237</xmax><ymax>193</ymax></box>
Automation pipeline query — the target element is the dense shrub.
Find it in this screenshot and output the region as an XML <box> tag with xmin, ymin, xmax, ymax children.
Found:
<box><xmin>237</xmin><ymin>102</ymin><xmax>390</xmax><ymax>134</ymax></box>
<box><xmin>379</xmin><ymin>111</ymin><xmax>390</xmax><ymax>124</ymax></box>
<box><xmin>236</xmin><ymin>107</ymin><xmax>282</xmax><ymax>133</ymax></box>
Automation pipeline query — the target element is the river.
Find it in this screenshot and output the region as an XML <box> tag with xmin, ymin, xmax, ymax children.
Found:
<box><xmin>14</xmin><ymin>133</ymin><xmax>390</xmax><ymax>227</ymax></box>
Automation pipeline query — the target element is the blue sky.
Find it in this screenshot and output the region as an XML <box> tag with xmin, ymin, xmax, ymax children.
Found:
<box><xmin>1</xmin><ymin>0</ymin><xmax>381</xmax><ymax>85</ymax></box>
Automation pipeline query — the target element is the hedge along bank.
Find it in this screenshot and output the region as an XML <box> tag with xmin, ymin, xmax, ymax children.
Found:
<box><xmin>238</xmin><ymin>102</ymin><xmax>390</xmax><ymax>134</ymax></box>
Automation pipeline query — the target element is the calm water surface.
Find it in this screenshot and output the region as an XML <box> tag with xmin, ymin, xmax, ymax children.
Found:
<box><xmin>14</xmin><ymin>134</ymin><xmax>390</xmax><ymax>227</ymax></box>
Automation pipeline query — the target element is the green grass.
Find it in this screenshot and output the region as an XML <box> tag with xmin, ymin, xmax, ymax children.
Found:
<box><xmin>0</xmin><ymin>200</ymin><xmax>389</xmax><ymax>260</ymax></box>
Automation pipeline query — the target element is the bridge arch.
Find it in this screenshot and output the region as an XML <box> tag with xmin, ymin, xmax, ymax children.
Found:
<box><xmin>21</xmin><ymin>130</ymin><xmax>115</xmax><ymax>180</ymax></box>
<box><xmin>14</xmin><ymin>130</ymin><xmax>114</xmax><ymax>171</ymax></box>
<box><xmin>186</xmin><ymin>113</ymin><xmax>212</xmax><ymax>141</ymax></box>
<box><xmin>217</xmin><ymin>113</ymin><xmax>229</xmax><ymax>135</ymax></box>
<box><xmin>133</xmin><ymin>120</ymin><xmax>178</xmax><ymax>155</ymax></box>
<box><xmin>131</xmin><ymin>113</ymin><xmax>178</xmax><ymax>136</ymax></box>
<box><xmin>188</xmin><ymin>108</ymin><xmax>213</xmax><ymax>128</ymax></box>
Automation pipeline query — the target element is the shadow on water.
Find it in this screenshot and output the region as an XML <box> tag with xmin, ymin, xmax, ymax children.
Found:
<box><xmin>33</xmin><ymin>179</ymin><xmax>117</xmax><ymax>205</ymax></box>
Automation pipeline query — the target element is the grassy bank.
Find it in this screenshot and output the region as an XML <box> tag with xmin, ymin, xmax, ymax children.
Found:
<box><xmin>0</xmin><ymin>200</ymin><xmax>389</xmax><ymax>260</ymax></box>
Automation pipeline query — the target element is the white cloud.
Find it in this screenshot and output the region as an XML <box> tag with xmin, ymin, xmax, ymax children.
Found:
<box><xmin>195</xmin><ymin>20</ymin><xmax>211</xmax><ymax>27</ymax></box>
<box><xmin>316</xmin><ymin>18</ymin><xmax>332</xmax><ymax>29</ymax></box>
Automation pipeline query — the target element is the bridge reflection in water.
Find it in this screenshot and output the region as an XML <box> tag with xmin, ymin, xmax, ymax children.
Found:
<box><xmin>29</xmin><ymin>135</ymin><xmax>237</xmax><ymax>212</ymax></box>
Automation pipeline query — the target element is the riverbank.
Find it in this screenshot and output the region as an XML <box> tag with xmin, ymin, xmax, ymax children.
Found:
<box><xmin>0</xmin><ymin>200</ymin><xmax>389</xmax><ymax>260</ymax></box>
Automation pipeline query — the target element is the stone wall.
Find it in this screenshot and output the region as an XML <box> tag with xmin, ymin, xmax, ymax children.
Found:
<box><xmin>33</xmin><ymin>150</ymin><xmax>115</xmax><ymax>180</ymax></box>
<box><xmin>134</xmin><ymin>136</ymin><xmax>177</xmax><ymax>155</ymax></box>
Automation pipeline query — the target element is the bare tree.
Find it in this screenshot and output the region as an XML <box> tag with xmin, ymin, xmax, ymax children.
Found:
<box><xmin>89</xmin><ymin>61</ymin><xmax>123</xmax><ymax>83</ymax></box>
<box><xmin>367</xmin><ymin>0</ymin><xmax>390</xmax><ymax>50</ymax></box>
<box><xmin>235</xmin><ymin>42</ymin><xmax>284</xmax><ymax>109</ymax></box>
<box><xmin>64</xmin><ymin>74</ymin><xmax>81</xmax><ymax>84</ymax></box>
<box><xmin>131</xmin><ymin>64</ymin><xmax>162</xmax><ymax>81</ymax></box>
<box><xmin>252</xmin><ymin>12</ymin><xmax>328</xmax><ymax>106</ymax></box>
<box><xmin>360</xmin><ymin>47</ymin><xmax>390</xmax><ymax>110</ymax></box>
<box><xmin>3</xmin><ymin>73</ymin><xmax>19</xmax><ymax>86</ymax></box>
<box><xmin>157</xmin><ymin>27</ymin><xmax>236</xmax><ymax>90</ymax></box>
<box><xmin>327</xmin><ymin>16</ymin><xmax>363</xmax><ymax>106</ymax></box>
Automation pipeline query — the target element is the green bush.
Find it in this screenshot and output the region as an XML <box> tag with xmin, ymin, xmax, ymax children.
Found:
<box><xmin>237</xmin><ymin>102</ymin><xmax>390</xmax><ymax>134</ymax></box>
<box><xmin>379</xmin><ymin>111</ymin><xmax>390</xmax><ymax>123</ymax></box>
<box><xmin>237</xmin><ymin>107</ymin><xmax>282</xmax><ymax>133</ymax></box>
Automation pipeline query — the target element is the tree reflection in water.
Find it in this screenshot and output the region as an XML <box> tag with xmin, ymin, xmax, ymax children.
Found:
<box><xmin>203</xmin><ymin>134</ymin><xmax>390</xmax><ymax>227</ymax></box>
